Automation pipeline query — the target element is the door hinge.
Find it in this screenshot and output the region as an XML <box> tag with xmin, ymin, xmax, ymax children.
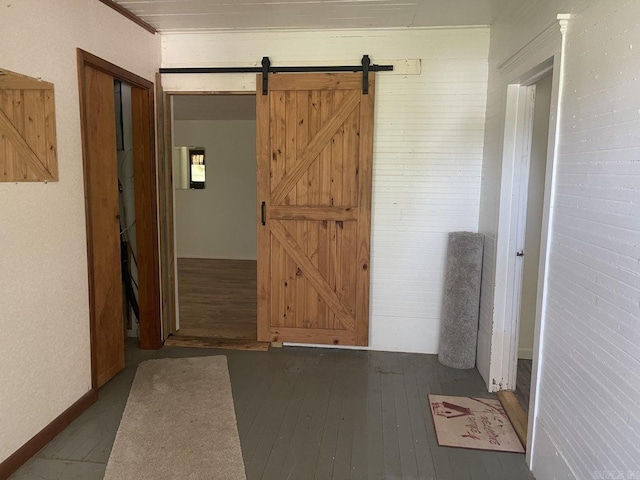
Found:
<box><xmin>516</xmin><ymin>251</ymin><xmax>524</xmax><ymax>257</ymax></box>
<box><xmin>261</xmin><ymin>201</ymin><xmax>266</xmax><ymax>226</ymax></box>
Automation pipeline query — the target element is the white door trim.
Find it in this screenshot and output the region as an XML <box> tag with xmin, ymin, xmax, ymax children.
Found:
<box><xmin>488</xmin><ymin>14</ymin><xmax>570</xmax><ymax>466</ymax></box>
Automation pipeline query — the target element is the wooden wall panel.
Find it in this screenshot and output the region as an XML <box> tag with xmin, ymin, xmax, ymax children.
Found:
<box><xmin>0</xmin><ymin>69</ymin><xmax>58</xmax><ymax>182</ymax></box>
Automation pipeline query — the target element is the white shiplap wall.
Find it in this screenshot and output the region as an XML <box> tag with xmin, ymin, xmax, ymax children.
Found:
<box><xmin>478</xmin><ymin>0</ymin><xmax>640</xmax><ymax>478</ymax></box>
<box><xmin>162</xmin><ymin>28</ymin><xmax>489</xmax><ymax>353</ymax></box>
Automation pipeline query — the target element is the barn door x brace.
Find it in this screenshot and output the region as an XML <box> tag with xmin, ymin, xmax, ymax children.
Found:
<box><xmin>159</xmin><ymin>55</ymin><xmax>393</xmax><ymax>95</ymax></box>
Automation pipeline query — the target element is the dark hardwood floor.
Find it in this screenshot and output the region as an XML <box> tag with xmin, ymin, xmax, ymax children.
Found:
<box><xmin>515</xmin><ymin>359</ymin><xmax>533</xmax><ymax>412</ymax></box>
<box><xmin>176</xmin><ymin>258</ymin><xmax>257</xmax><ymax>340</ymax></box>
<box><xmin>11</xmin><ymin>340</ymin><xmax>535</xmax><ymax>480</ymax></box>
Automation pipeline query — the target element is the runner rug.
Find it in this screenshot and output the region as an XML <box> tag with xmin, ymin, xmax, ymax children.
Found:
<box><xmin>104</xmin><ymin>356</ymin><xmax>246</xmax><ymax>479</ymax></box>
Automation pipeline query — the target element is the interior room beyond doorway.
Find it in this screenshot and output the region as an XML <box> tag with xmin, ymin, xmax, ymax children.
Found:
<box><xmin>515</xmin><ymin>72</ymin><xmax>552</xmax><ymax>413</ymax></box>
<box><xmin>172</xmin><ymin>94</ymin><xmax>257</xmax><ymax>342</ymax></box>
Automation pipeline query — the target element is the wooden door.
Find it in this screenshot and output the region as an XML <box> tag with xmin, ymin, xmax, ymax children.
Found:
<box><xmin>154</xmin><ymin>74</ymin><xmax>177</xmax><ymax>339</ymax></box>
<box><xmin>0</xmin><ymin>69</ymin><xmax>58</xmax><ymax>182</ymax></box>
<box><xmin>257</xmin><ymin>73</ymin><xmax>375</xmax><ymax>346</ymax></box>
<box><xmin>81</xmin><ymin>65</ymin><xmax>125</xmax><ymax>387</ymax></box>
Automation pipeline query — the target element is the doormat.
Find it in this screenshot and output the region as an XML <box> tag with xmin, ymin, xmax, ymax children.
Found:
<box><xmin>429</xmin><ymin>394</ymin><xmax>525</xmax><ymax>453</ymax></box>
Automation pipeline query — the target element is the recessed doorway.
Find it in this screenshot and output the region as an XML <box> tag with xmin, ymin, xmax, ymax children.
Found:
<box><xmin>169</xmin><ymin>93</ymin><xmax>259</xmax><ymax>345</ymax></box>
<box><xmin>514</xmin><ymin>72</ymin><xmax>553</xmax><ymax>414</ymax></box>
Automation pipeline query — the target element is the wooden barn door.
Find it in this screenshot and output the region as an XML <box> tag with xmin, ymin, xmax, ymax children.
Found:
<box><xmin>257</xmin><ymin>73</ymin><xmax>375</xmax><ymax>346</ymax></box>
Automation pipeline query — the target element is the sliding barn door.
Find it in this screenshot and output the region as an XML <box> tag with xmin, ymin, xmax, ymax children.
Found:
<box><xmin>257</xmin><ymin>73</ymin><xmax>375</xmax><ymax>346</ymax></box>
<box><xmin>81</xmin><ymin>65</ymin><xmax>124</xmax><ymax>387</ymax></box>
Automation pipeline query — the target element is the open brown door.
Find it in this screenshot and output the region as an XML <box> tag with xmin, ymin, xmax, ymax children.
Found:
<box><xmin>257</xmin><ymin>73</ymin><xmax>374</xmax><ymax>346</ymax></box>
<box><xmin>81</xmin><ymin>65</ymin><xmax>125</xmax><ymax>387</ymax></box>
<box><xmin>78</xmin><ymin>50</ymin><xmax>161</xmax><ymax>390</ymax></box>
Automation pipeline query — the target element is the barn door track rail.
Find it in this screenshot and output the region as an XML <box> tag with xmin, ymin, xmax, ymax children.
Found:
<box><xmin>159</xmin><ymin>55</ymin><xmax>393</xmax><ymax>95</ymax></box>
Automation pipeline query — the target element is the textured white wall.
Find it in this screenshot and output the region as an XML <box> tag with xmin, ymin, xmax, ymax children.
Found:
<box><xmin>478</xmin><ymin>1</ymin><xmax>640</xmax><ymax>478</ymax></box>
<box><xmin>0</xmin><ymin>0</ymin><xmax>160</xmax><ymax>464</ymax></box>
<box><xmin>173</xmin><ymin>120</ymin><xmax>257</xmax><ymax>260</ymax></box>
<box><xmin>162</xmin><ymin>27</ymin><xmax>490</xmax><ymax>353</ymax></box>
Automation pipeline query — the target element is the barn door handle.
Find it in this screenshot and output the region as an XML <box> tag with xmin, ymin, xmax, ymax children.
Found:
<box><xmin>261</xmin><ymin>201</ymin><xmax>266</xmax><ymax>226</ymax></box>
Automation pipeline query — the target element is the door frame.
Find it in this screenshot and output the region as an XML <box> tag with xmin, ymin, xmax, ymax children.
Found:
<box><xmin>159</xmin><ymin>89</ymin><xmax>257</xmax><ymax>336</ymax></box>
<box><xmin>488</xmin><ymin>15</ymin><xmax>569</xmax><ymax>463</ymax></box>
<box><xmin>77</xmin><ymin>49</ymin><xmax>162</xmax><ymax>389</ymax></box>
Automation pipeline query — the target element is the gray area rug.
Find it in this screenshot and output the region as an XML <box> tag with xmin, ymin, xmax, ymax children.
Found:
<box><xmin>438</xmin><ymin>231</ymin><xmax>484</xmax><ymax>369</ymax></box>
<box><xmin>104</xmin><ymin>356</ymin><xmax>246</xmax><ymax>480</ymax></box>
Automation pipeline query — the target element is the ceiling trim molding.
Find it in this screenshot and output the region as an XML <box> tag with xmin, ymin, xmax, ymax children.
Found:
<box><xmin>498</xmin><ymin>14</ymin><xmax>571</xmax><ymax>73</ymax></box>
<box><xmin>97</xmin><ymin>0</ymin><xmax>157</xmax><ymax>34</ymax></box>
<box><xmin>157</xmin><ymin>24</ymin><xmax>492</xmax><ymax>35</ymax></box>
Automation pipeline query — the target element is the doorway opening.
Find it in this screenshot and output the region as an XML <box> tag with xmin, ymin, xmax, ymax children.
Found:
<box><xmin>514</xmin><ymin>72</ymin><xmax>553</xmax><ymax>415</ymax></box>
<box><xmin>495</xmin><ymin>59</ymin><xmax>560</xmax><ymax>454</ymax></box>
<box><xmin>168</xmin><ymin>93</ymin><xmax>259</xmax><ymax>344</ymax></box>
<box><xmin>115</xmin><ymin>80</ymin><xmax>141</xmax><ymax>340</ymax></box>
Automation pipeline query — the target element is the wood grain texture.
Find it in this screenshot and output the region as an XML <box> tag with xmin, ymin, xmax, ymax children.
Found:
<box><xmin>497</xmin><ymin>390</ymin><xmax>528</xmax><ymax>449</ymax></box>
<box><xmin>270</xmin><ymin>89</ymin><xmax>359</xmax><ymax>206</ymax></box>
<box><xmin>176</xmin><ymin>258</ymin><xmax>257</xmax><ymax>340</ymax></box>
<box><xmin>131</xmin><ymin>86</ymin><xmax>162</xmax><ymax>350</ymax></box>
<box><xmin>268</xmin><ymin>327</ymin><xmax>356</xmax><ymax>345</ymax></box>
<box><xmin>0</xmin><ymin>69</ymin><xmax>54</xmax><ymax>90</ymax></box>
<box><xmin>164</xmin><ymin>336</ymin><xmax>269</xmax><ymax>351</ymax></box>
<box><xmin>97</xmin><ymin>0</ymin><xmax>157</xmax><ymax>33</ymax></box>
<box><xmin>77</xmin><ymin>49</ymin><xmax>161</xmax><ymax>391</ymax></box>
<box><xmin>164</xmin><ymin>90</ymin><xmax>177</xmax><ymax>335</ymax></box>
<box><xmin>77</xmin><ymin>50</ymin><xmax>154</xmax><ymax>90</ymax></box>
<box><xmin>81</xmin><ymin>65</ymin><xmax>125</xmax><ymax>388</ymax></box>
<box><xmin>271</xmin><ymin>220</ymin><xmax>356</xmax><ymax>331</ymax></box>
<box><xmin>355</xmin><ymin>74</ymin><xmax>375</xmax><ymax>345</ymax></box>
<box><xmin>256</xmin><ymin>78</ymin><xmax>271</xmax><ymax>342</ymax></box>
<box><xmin>0</xmin><ymin>70</ymin><xmax>57</xmax><ymax>182</ymax></box>
<box><xmin>269</xmin><ymin>73</ymin><xmax>362</xmax><ymax>91</ymax></box>
<box><xmin>257</xmin><ymin>73</ymin><xmax>373</xmax><ymax>346</ymax></box>
<box><xmin>156</xmin><ymin>75</ymin><xmax>177</xmax><ymax>340</ymax></box>
<box><xmin>269</xmin><ymin>205</ymin><xmax>358</xmax><ymax>221</ymax></box>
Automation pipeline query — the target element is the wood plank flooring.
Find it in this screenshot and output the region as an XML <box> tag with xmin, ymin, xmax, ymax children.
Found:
<box><xmin>11</xmin><ymin>340</ymin><xmax>535</xmax><ymax>480</ymax></box>
<box><xmin>165</xmin><ymin>335</ymin><xmax>269</xmax><ymax>351</ymax></box>
<box><xmin>515</xmin><ymin>359</ymin><xmax>533</xmax><ymax>412</ymax></box>
<box><xmin>177</xmin><ymin>258</ymin><xmax>257</xmax><ymax>340</ymax></box>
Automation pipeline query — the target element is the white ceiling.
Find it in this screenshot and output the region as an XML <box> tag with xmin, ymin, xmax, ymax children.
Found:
<box><xmin>173</xmin><ymin>95</ymin><xmax>257</xmax><ymax>121</ymax></box>
<box><xmin>114</xmin><ymin>0</ymin><xmax>513</xmax><ymax>32</ymax></box>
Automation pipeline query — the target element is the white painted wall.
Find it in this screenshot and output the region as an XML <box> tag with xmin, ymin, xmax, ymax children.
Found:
<box><xmin>162</xmin><ymin>27</ymin><xmax>490</xmax><ymax>353</ymax></box>
<box><xmin>0</xmin><ymin>0</ymin><xmax>160</xmax><ymax>464</ymax></box>
<box><xmin>518</xmin><ymin>73</ymin><xmax>552</xmax><ymax>360</ymax></box>
<box><xmin>478</xmin><ymin>1</ymin><xmax>640</xmax><ymax>478</ymax></box>
<box><xmin>173</xmin><ymin>120</ymin><xmax>257</xmax><ymax>260</ymax></box>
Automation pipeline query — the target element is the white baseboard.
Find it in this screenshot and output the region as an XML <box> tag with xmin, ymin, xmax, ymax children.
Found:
<box><xmin>177</xmin><ymin>254</ymin><xmax>257</xmax><ymax>261</ymax></box>
<box><xmin>518</xmin><ymin>347</ymin><xmax>534</xmax><ymax>360</ymax></box>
